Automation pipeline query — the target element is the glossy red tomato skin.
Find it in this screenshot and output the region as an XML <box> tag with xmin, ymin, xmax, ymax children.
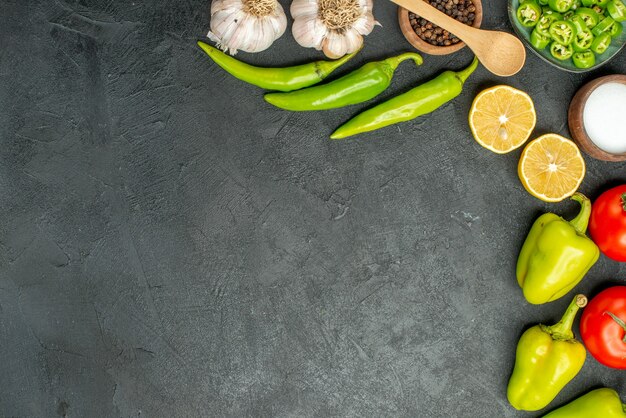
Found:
<box><xmin>580</xmin><ymin>286</ymin><xmax>626</xmax><ymax>369</ymax></box>
<box><xmin>589</xmin><ymin>185</ymin><xmax>626</xmax><ymax>262</ymax></box>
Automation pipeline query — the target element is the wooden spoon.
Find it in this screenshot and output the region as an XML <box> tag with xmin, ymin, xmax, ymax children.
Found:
<box><xmin>390</xmin><ymin>0</ymin><xmax>526</xmax><ymax>77</ymax></box>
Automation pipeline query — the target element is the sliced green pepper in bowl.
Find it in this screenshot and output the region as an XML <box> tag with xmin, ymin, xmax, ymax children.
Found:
<box><xmin>550</xmin><ymin>41</ymin><xmax>575</xmax><ymax>58</ymax></box>
<box><xmin>549</xmin><ymin>20</ymin><xmax>578</xmax><ymax>43</ymax></box>
<box><xmin>518</xmin><ymin>0</ymin><xmax>544</xmax><ymax>25</ymax></box>
<box><xmin>607</xmin><ymin>0</ymin><xmax>626</xmax><ymax>21</ymax></box>
<box><xmin>572</xmin><ymin>49</ymin><xmax>597</xmax><ymax>66</ymax></box>
<box><xmin>591</xmin><ymin>31</ymin><xmax>612</xmax><ymax>52</ymax></box>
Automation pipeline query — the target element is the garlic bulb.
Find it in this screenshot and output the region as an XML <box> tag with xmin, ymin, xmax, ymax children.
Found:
<box><xmin>291</xmin><ymin>0</ymin><xmax>379</xmax><ymax>59</ymax></box>
<box><xmin>208</xmin><ymin>0</ymin><xmax>287</xmax><ymax>54</ymax></box>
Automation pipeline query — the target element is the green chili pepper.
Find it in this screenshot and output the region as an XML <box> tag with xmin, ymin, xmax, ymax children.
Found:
<box><xmin>572</xmin><ymin>50</ymin><xmax>597</xmax><ymax>67</ymax></box>
<box><xmin>196</xmin><ymin>41</ymin><xmax>358</xmax><ymax>92</ymax></box>
<box><xmin>518</xmin><ymin>1</ymin><xmax>544</xmax><ymax>26</ymax></box>
<box><xmin>593</xmin><ymin>16</ymin><xmax>617</xmax><ymax>34</ymax></box>
<box><xmin>608</xmin><ymin>0</ymin><xmax>626</xmax><ymax>21</ymax></box>
<box><xmin>591</xmin><ymin>31</ymin><xmax>613</xmax><ymax>51</ymax></box>
<box><xmin>537</xmin><ymin>11</ymin><xmax>564</xmax><ymax>35</ymax></box>
<box><xmin>576</xmin><ymin>7</ymin><xmax>601</xmax><ymax>27</ymax></box>
<box><xmin>550</xmin><ymin>41</ymin><xmax>575</xmax><ymax>58</ymax></box>
<box><xmin>549</xmin><ymin>0</ymin><xmax>574</xmax><ymax>13</ymax></box>
<box><xmin>264</xmin><ymin>52</ymin><xmax>423</xmax><ymax>111</ymax></box>
<box><xmin>542</xmin><ymin>388</ymin><xmax>626</xmax><ymax>418</ymax></box>
<box><xmin>329</xmin><ymin>57</ymin><xmax>478</xmax><ymax>140</ymax></box>
<box><xmin>516</xmin><ymin>193</ymin><xmax>599</xmax><ymax>304</ymax></box>
<box><xmin>549</xmin><ymin>20</ymin><xmax>577</xmax><ymax>44</ymax></box>
<box><xmin>569</xmin><ymin>14</ymin><xmax>588</xmax><ymax>30</ymax></box>
<box><xmin>573</xmin><ymin>28</ymin><xmax>595</xmax><ymax>50</ymax></box>
<box><xmin>610</xmin><ymin>19</ymin><xmax>624</xmax><ymax>35</ymax></box>
<box><xmin>531</xmin><ymin>28</ymin><xmax>552</xmax><ymax>48</ymax></box>
<box><xmin>592</xmin><ymin>4</ymin><xmax>606</xmax><ymax>13</ymax></box>
<box><xmin>507</xmin><ymin>294</ymin><xmax>588</xmax><ymax>411</ymax></box>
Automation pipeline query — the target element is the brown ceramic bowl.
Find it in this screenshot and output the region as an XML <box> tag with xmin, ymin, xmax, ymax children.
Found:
<box><xmin>568</xmin><ymin>74</ymin><xmax>626</xmax><ymax>162</ymax></box>
<box><xmin>398</xmin><ymin>0</ymin><xmax>483</xmax><ymax>55</ymax></box>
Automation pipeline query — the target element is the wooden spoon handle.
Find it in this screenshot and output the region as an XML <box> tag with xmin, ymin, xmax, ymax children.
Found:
<box><xmin>390</xmin><ymin>0</ymin><xmax>478</xmax><ymax>43</ymax></box>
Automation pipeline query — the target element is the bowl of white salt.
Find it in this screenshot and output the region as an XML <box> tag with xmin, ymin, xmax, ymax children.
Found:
<box><xmin>569</xmin><ymin>75</ymin><xmax>626</xmax><ymax>162</ymax></box>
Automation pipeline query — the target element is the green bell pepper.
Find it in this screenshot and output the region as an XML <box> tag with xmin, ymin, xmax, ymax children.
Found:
<box><xmin>591</xmin><ymin>31</ymin><xmax>612</xmax><ymax>52</ymax></box>
<box><xmin>507</xmin><ymin>294</ymin><xmax>588</xmax><ymax>411</ymax></box>
<box><xmin>608</xmin><ymin>0</ymin><xmax>626</xmax><ymax>21</ymax></box>
<box><xmin>531</xmin><ymin>28</ymin><xmax>552</xmax><ymax>48</ymax></box>
<box><xmin>549</xmin><ymin>20</ymin><xmax>578</xmax><ymax>44</ymax></box>
<box><xmin>572</xmin><ymin>50</ymin><xmax>596</xmax><ymax>67</ymax></box>
<box><xmin>519</xmin><ymin>1</ymin><xmax>544</xmax><ymax>26</ymax></box>
<box><xmin>516</xmin><ymin>193</ymin><xmax>599</xmax><ymax>305</ymax></box>
<box><xmin>576</xmin><ymin>7</ymin><xmax>601</xmax><ymax>27</ymax></box>
<box><xmin>543</xmin><ymin>388</ymin><xmax>626</xmax><ymax>417</ymax></box>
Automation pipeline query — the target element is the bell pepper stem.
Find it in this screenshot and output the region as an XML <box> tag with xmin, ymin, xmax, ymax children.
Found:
<box><xmin>544</xmin><ymin>294</ymin><xmax>587</xmax><ymax>340</ymax></box>
<box><xmin>569</xmin><ymin>192</ymin><xmax>592</xmax><ymax>234</ymax></box>
<box><xmin>384</xmin><ymin>52</ymin><xmax>424</xmax><ymax>70</ymax></box>
<box><xmin>455</xmin><ymin>56</ymin><xmax>479</xmax><ymax>84</ymax></box>
<box><xmin>605</xmin><ymin>311</ymin><xmax>626</xmax><ymax>343</ymax></box>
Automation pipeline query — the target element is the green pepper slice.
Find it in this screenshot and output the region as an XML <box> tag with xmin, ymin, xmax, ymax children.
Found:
<box><xmin>550</xmin><ymin>41</ymin><xmax>575</xmax><ymax>59</ymax></box>
<box><xmin>531</xmin><ymin>28</ymin><xmax>552</xmax><ymax>48</ymax></box>
<box><xmin>549</xmin><ymin>20</ymin><xmax>577</xmax><ymax>44</ymax></box>
<box><xmin>537</xmin><ymin>11</ymin><xmax>564</xmax><ymax>36</ymax></box>
<box><xmin>518</xmin><ymin>1</ymin><xmax>544</xmax><ymax>26</ymax></box>
<box><xmin>573</xmin><ymin>28</ymin><xmax>595</xmax><ymax>50</ymax></box>
<box><xmin>596</xmin><ymin>0</ymin><xmax>610</xmax><ymax>6</ymax></box>
<box><xmin>575</xmin><ymin>7</ymin><xmax>601</xmax><ymax>27</ymax></box>
<box><xmin>539</xmin><ymin>0</ymin><xmax>550</xmax><ymax>5</ymax></box>
<box><xmin>590</xmin><ymin>32</ymin><xmax>612</xmax><ymax>52</ymax></box>
<box><xmin>607</xmin><ymin>0</ymin><xmax>626</xmax><ymax>20</ymax></box>
<box><xmin>610</xmin><ymin>19</ymin><xmax>623</xmax><ymax>35</ymax></box>
<box><xmin>581</xmin><ymin>0</ymin><xmax>595</xmax><ymax>6</ymax></box>
<box><xmin>569</xmin><ymin>14</ymin><xmax>588</xmax><ymax>30</ymax></box>
<box><xmin>572</xmin><ymin>0</ymin><xmax>583</xmax><ymax>9</ymax></box>
<box><xmin>549</xmin><ymin>0</ymin><xmax>575</xmax><ymax>12</ymax></box>
<box><xmin>593</xmin><ymin>16</ymin><xmax>617</xmax><ymax>35</ymax></box>
<box><xmin>572</xmin><ymin>50</ymin><xmax>596</xmax><ymax>67</ymax></box>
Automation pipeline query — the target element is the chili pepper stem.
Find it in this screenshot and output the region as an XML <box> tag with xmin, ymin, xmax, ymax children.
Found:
<box><xmin>605</xmin><ymin>311</ymin><xmax>626</xmax><ymax>343</ymax></box>
<box><xmin>316</xmin><ymin>47</ymin><xmax>362</xmax><ymax>77</ymax></box>
<box><xmin>543</xmin><ymin>294</ymin><xmax>587</xmax><ymax>340</ymax></box>
<box><xmin>455</xmin><ymin>56</ymin><xmax>479</xmax><ymax>83</ymax></box>
<box><xmin>569</xmin><ymin>192</ymin><xmax>592</xmax><ymax>234</ymax></box>
<box><xmin>383</xmin><ymin>52</ymin><xmax>423</xmax><ymax>70</ymax></box>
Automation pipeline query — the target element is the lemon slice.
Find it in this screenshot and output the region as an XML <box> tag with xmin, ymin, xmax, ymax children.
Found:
<box><xmin>518</xmin><ymin>134</ymin><xmax>586</xmax><ymax>202</ymax></box>
<box><xmin>469</xmin><ymin>85</ymin><xmax>536</xmax><ymax>154</ymax></box>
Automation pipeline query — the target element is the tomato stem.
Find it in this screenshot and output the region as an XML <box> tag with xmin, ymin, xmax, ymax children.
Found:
<box><xmin>621</xmin><ymin>193</ymin><xmax>626</xmax><ymax>212</ymax></box>
<box><xmin>606</xmin><ymin>311</ymin><xmax>626</xmax><ymax>343</ymax></box>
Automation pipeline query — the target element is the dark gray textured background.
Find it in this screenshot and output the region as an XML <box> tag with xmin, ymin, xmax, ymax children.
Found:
<box><xmin>1</xmin><ymin>0</ymin><xmax>625</xmax><ymax>416</ymax></box>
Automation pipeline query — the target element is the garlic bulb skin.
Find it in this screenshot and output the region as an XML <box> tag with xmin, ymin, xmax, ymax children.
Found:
<box><xmin>208</xmin><ymin>0</ymin><xmax>287</xmax><ymax>54</ymax></box>
<box><xmin>291</xmin><ymin>0</ymin><xmax>379</xmax><ymax>58</ymax></box>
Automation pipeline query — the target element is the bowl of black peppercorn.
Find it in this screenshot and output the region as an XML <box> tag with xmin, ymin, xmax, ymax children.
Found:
<box><xmin>398</xmin><ymin>0</ymin><xmax>483</xmax><ymax>55</ymax></box>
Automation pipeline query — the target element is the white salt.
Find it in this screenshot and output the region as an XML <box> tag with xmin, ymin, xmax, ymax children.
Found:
<box><xmin>583</xmin><ymin>82</ymin><xmax>626</xmax><ymax>154</ymax></box>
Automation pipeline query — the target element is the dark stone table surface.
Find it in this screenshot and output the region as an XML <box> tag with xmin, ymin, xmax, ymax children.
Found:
<box><xmin>2</xmin><ymin>0</ymin><xmax>625</xmax><ymax>416</ymax></box>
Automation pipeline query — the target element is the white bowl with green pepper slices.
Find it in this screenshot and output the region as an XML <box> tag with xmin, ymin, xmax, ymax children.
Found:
<box><xmin>508</xmin><ymin>0</ymin><xmax>626</xmax><ymax>71</ymax></box>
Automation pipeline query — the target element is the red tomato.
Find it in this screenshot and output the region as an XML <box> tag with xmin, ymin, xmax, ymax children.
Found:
<box><xmin>589</xmin><ymin>185</ymin><xmax>626</xmax><ymax>262</ymax></box>
<box><xmin>580</xmin><ymin>286</ymin><xmax>626</xmax><ymax>369</ymax></box>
